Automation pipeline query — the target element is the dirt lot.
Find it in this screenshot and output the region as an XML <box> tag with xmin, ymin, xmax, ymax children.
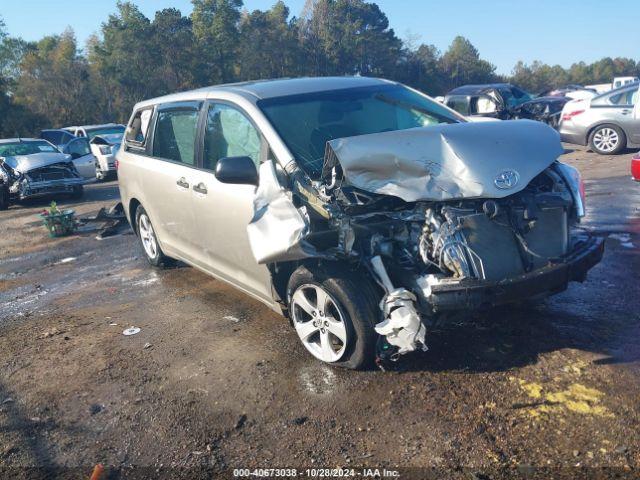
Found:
<box><xmin>1</xmin><ymin>146</ymin><xmax>639</xmax><ymax>479</ymax></box>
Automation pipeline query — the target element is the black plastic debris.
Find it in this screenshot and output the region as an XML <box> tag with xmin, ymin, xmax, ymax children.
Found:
<box><xmin>79</xmin><ymin>202</ymin><xmax>132</xmax><ymax>239</ymax></box>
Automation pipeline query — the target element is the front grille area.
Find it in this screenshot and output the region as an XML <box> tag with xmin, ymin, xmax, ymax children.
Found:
<box><xmin>25</xmin><ymin>164</ymin><xmax>76</xmax><ymax>182</ymax></box>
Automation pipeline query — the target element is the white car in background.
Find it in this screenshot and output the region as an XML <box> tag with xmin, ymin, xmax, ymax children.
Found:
<box><xmin>63</xmin><ymin>124</ymin><xmax>125</xmax><ymax>180</ymax></box>
<box><xmin>89</xmin><ymin>133</ymin><xmax>124</xmax><ymax>181</ymax></box>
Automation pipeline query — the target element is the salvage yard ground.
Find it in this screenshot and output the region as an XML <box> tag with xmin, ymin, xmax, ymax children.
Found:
<box><xmin>1</xmin><ymin>146</ymin><xmax>639</xmax><ymax>478</ymax></box>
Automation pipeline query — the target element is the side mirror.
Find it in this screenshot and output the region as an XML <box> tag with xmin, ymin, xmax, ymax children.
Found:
<box><xmin>215</xmin><ymin>156</ymin><xmax>259</xmax><ymax>186</ymax></box>
<box><xmin>70</xmin><ymin>152</ymin><xmax>82</xmax><ymax>160</ymax></box>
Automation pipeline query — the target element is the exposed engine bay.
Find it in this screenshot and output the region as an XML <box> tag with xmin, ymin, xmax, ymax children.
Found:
<box><xmin>246</xmin><ymin>120</ymin><xmax>602</xmax><ymax>362</ymax></box>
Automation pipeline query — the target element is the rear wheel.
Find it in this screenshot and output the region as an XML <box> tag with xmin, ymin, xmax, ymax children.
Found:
<box><xmin>589</xmin><ymin>124</ymin><xmax>626</xmax><ymax>155</ymax></box>
<box><xmin>287</xmin><ymin>264</ymin><xmax>380</xmax><ymax>370</ymax></box>
<box><xmin>135</xmin><ymin>206</ymin><xmax>175</xmax><ymax>268</ymax></box>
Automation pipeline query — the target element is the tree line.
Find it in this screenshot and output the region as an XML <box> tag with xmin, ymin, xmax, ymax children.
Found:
<box><xmin>1</xmin><ymin>0</ymin><xmax>638</xmax><ymax>137</ymax></box>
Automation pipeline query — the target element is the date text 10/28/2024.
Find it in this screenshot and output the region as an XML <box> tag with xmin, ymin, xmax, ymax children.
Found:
<box><xmin>233</xmin><ymin>468</ymin><xmax>401</xmax><ymax>478</ymax></box>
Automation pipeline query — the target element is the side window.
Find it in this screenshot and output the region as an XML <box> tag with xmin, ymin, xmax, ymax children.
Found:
<box><xmin>609</xmin><ymin>90</ymin><xmax>634</xmax><ymax>106</ymax></box>
<box><xmin>470</xmin><ymin>96</ymin><xmax>498</xmax><ymax>115</ymax></box>
<box><xmin>152</xmin><ymin>109</ymin><xmax>199</xmax><ymax>166</ymax></box>
<box><xmin>446</xmin><ymin>97</ymin><xmax>469</xmax><ymax>116</ymax></box>
<box><xmin>125</xmin><ymin>108</ymin><xmax>153</xmax><ymax>147</ymax></box>
<box><xmin>203</xmin><ymin>103</ymin><xmax>261</xmax><ymax>171</ymax></box>
<box><xmin>68</xmin><ymin>138</ymin><xmax>91</xmax><ymax>157</ymax></box>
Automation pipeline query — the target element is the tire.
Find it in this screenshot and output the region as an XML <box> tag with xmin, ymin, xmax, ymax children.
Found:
<box><xmin>286</xmin><ymin>264</ymin><xmax>380</xmax><ymax>370</ymax></box>
<box><xmin>135</xmin><ymin>206</ymin><xmax>175</xmax><ymax>268</ymax></box>
<box><xmin>0</xmin><ymin>184</ymin><xmax>9</xmax><ymax>210</ymax></box>
<box><xmin>70</xmin><ymin>185</ymin><xmax>84</xmax><ymax>199</ymax></box>
<box><xmin>589</xmin><ymin>124</ymin><xmax>626</xmax><ymax>155</ymax></box>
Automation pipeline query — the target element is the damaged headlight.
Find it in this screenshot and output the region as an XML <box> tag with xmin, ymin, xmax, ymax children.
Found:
<box><xmin>556</xmin><ymin>162</ymin><xmax>586</xmax><ymax>218</ymax></box>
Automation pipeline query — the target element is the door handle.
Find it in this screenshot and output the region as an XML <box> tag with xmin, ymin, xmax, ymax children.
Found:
<box><xmin>621</xmin><ymin>109</ymin><xmax>632</xmax><ymax>115</ymax></box>
<box><xmin>193</xmin><ymin>182</ymin><xmax>208</xmax><ymax>195</ymax></box>
<box><xmin>176</xmin><ymin>177</ymin><xmax>189</xmax><ymax>189</ymax></box>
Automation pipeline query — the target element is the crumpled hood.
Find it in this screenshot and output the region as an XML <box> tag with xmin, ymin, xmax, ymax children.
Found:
<box><xmin>2</xmin><ymin>152</ymin><xmax>72</xmax><ymax>173</ymax></box>
<box><xmin>327</xmin><ymin>119</ymin><xmax>564</xmax><ymax>202</ymax></box>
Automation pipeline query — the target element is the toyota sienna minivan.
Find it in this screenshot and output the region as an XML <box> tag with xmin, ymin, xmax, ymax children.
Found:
<box><xmin>118</xmin><ymin>77</ymin><xmax>603</xmax><ymax>369</ymax></box>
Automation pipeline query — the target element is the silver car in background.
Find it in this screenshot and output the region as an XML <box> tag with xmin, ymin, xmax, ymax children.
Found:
<box><xmin>0</xmin><ymin>138</ymin><xmax>84</xmax><ymax>209</ymax></box>
<box><xmin>559</xmin><ymin>81</ymin><xmax>640</xmax><ymax>154</ymax></box>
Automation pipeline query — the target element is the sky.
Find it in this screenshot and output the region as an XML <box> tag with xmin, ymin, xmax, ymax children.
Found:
<box><xmin>1</xmin><ymin>0</ymin><xmax>639</xmax><ymax>75</ymax></box>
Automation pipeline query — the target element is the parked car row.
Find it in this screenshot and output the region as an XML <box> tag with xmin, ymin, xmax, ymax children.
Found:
<box><xmin>442</xmin><ymin>80</ymin><xmax>640</xmax><ymax>156</ymax></box>
<box><xmin>41</xmin><ymin>123</ymin><xmax>125</xmax><ymax>180</ymax></box>
<box><xmin>0</xmin><ymin>124</ymin><xmax>124</xmax><ymax>209</ymax></box>
<box><xmin>443</xmin><ymin>83</ymin><xmax>571</xmax><ymax>129</ymax></box>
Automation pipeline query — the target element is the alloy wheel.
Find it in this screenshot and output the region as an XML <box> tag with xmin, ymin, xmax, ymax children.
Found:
<box><xmin>291</xmin><ymin>284</ymin><xmax>349</xmax><ymax>363</ymax></box>
<box><xmin>138</xmin><ymin>213</ymin><xmax>158</xmax><ymax>260</ymax></box>
<box><xmin>593</xmin><ymin>128</ymin><xmax>620</xmax><ymax>153</ymax></box>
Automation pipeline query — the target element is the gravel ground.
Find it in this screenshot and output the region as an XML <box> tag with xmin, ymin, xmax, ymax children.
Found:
<box><xmin>0</xmin><ymin>146</ymin><xmax>639</xmax><ymax>479</ymax></box>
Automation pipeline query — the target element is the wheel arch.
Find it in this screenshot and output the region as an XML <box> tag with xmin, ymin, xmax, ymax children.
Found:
<box><xmin>270</xmin><ymin>259</ymin><xmax>383</xmax><ymax>318</ymax></box>
<box><xmin>128</xmin><ymin>198</ymin><xmax>142</xmax><ymax>235</ymax></box>
<box><xmin>587</xmin><ymin>122</ymin><xmax>628</xmax><ymax>146</ymax></box>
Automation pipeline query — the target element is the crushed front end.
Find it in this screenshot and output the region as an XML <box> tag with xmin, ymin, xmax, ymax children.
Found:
<box><xmin>1</xmin><ymin>160</ymin><xmax>84</xmax><ymax>202</ymax></box>
<box><xmin>247</xmin><ymin>120</ymin><xmax>604</xmax><ymax>363</ymax></box>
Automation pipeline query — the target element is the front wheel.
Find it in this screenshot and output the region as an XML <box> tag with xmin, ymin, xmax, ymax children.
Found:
<box><xmin>287</xmin><ymin>264</ymin><xmax>380</xmax><ymax>370</ymax></box>
<box><xmin>589</xmin><ymin>124</ymin><xmax>626</xmax><ymax>155</ymax></box>
<box><xmin>135</xmin><ymin>206</ymin><xmax>175</xmax><ymax>268</ymax></box>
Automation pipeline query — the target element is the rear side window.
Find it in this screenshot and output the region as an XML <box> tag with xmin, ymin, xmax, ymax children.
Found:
<box><xmin>609</xmin><ymin>90</ymin><xmax>635</xmax><ymax>106</ymax></box>
<box><xmin>125</xmin><ymin>108</ymin><xmax>154</xmax><ymax>148</ymax></box>
<box><xmin>152</xmin><ymin>109</ymin><xmax>199</xmax><ymax>166</ymax></box>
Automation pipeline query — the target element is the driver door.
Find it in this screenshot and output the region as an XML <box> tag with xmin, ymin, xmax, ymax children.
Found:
<box><xmin>188</xmin><ymin>101</ymin><xmax>273</xmax><ymax>302</ymax></box>
<box><xmin>64</xmin><ymin>138</ymin><xmax>96</xmax><ymax>179</ymax></box>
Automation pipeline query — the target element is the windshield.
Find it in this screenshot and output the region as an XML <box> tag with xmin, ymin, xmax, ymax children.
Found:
<box><xmin>0</xmin><ymin>140</ymin><xmax>59</xmax><ymax>157</ymax></box>
<box><xmin>259</xmin><ymin>84</ymin><xmax>463</xmax><ymax>178</ymax></box>
<box><xmin>85</xmin><ymin>126</ymin><xmax>125</xmax><ymax>140</ymax></box>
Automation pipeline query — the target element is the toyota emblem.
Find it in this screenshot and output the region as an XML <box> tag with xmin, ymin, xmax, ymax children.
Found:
<box><xmin>494</xmin><ymin>170</ymin><xmax>520</xmax><ymax>190</ymax></box>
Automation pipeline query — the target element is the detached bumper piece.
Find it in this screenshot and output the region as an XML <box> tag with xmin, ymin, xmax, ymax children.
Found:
<box><xmin>427</xmin><ymin>235</ymin><xmax>605</xmax><ymax>311</ymax></box>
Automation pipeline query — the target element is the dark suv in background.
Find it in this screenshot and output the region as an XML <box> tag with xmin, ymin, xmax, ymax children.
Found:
<box><xmin>444</xmin><ymin>83</ymin><xmax>569</xmax><ymax>128</ymax></box>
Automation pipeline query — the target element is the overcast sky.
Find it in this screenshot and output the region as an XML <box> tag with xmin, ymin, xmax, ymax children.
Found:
<box><xmin>2</xmin><ymin>0</ymin><xmax>639</xmax><ymax>75</ymax></box>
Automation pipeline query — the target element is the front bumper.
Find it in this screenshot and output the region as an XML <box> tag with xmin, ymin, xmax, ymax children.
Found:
<box><xmin>17</xmin><ymin>177</ymin><xmax>85</xmax><ymax>200</ymax></box>
<box><xmin>427</xmin><ymin>235</ymin><xmax>605</xmax><ymax>311</ymax></box>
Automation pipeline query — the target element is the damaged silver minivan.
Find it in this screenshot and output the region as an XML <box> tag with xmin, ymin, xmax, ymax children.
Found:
<box><xmin>118</xmin><ymin>77</ymin><xmax>604</xmax><ymax>369</ymax></box>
